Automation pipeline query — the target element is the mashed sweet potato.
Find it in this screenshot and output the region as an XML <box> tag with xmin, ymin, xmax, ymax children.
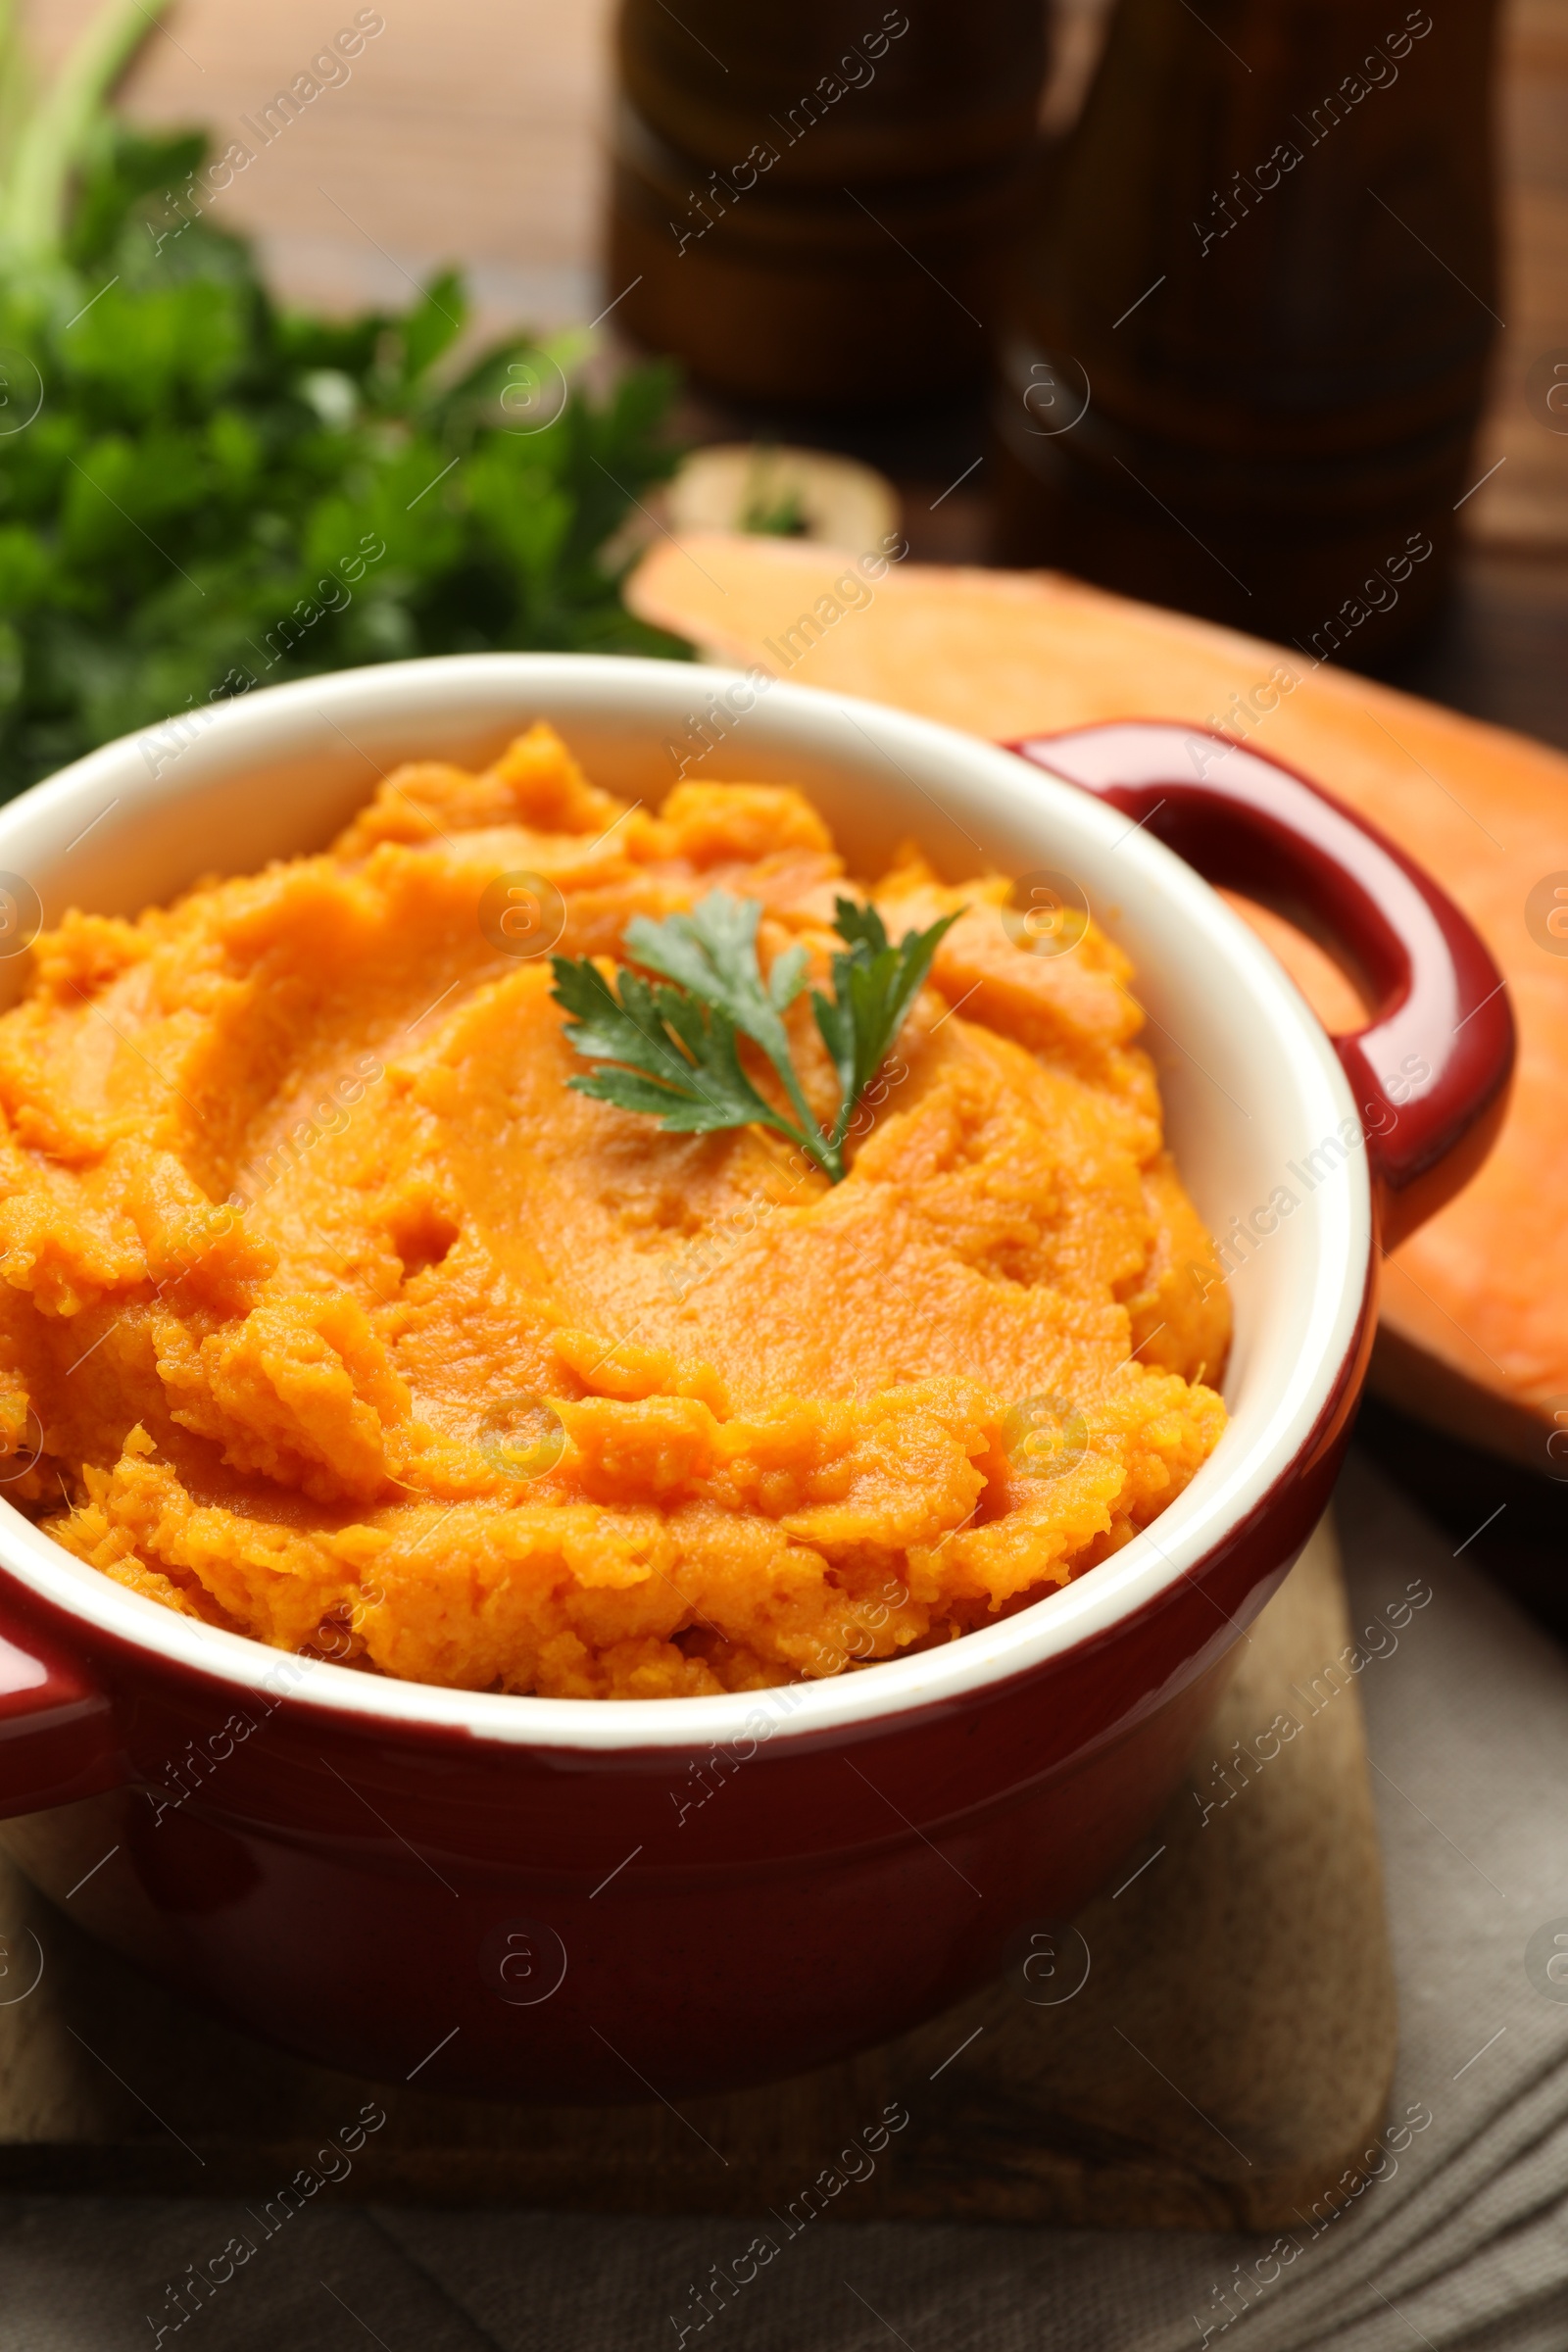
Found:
<box><xmin>0</xmin><ymin>724</ymin><xmax>1229</xmax><ymax>1696</ymax></box>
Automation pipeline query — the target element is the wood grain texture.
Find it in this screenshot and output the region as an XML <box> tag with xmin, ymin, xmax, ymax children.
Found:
<box><xmin>20</xmin><ymin>0</ymin><xmax>616</xmax><ymax>333</ymax></box>
<box><xmin>1474</xmin><ymin>0</ymin><xmax>1568</xmax><ymax>550</ymax></box>
<box><xmin>0</xmin><ymin>1519</ymin><xmax>1396</xmax><ymax>2232</ymax></box>
<box><xmin>16</xmin><ymin>0</ymin><xmax>1568</xmax><ymax>544</ymax></box>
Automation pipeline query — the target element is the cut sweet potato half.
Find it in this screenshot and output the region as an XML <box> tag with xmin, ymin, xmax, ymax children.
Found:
<box><xmin>627</xmin><ymin>534</ymin><xmax>1567</xmax><ymax>1473</ymax></box>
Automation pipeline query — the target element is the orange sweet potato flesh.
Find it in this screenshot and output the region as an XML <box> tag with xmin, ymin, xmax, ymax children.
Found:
<box><xmin>628</xmin><ymin>535</ymin><xmax>1564</xmax><ymax>1467</ymax></box>
<box><xmin>0</xmin><ymin>728</ymin><xmax>1227</xmax><ymax>1696</ymax></box>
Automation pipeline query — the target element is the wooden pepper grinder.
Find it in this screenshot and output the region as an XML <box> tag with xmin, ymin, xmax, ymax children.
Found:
<box><xmin>609</xmin><ymin>0</ymin><xmax>1050</xmax><ymax>409</ymax></box>
<box><xmin>992</xmin><ymin>0</ymin><xmax>1501</xmax><ymax>662</ymax></box>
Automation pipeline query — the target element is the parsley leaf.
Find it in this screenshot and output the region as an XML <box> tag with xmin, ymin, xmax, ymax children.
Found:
<box><xmin>552</xmin><ymin>890</ymin><xmax>959</xmax><ymax>1181</ymax></box>
<box><xmin>549</xmin><ymin>952</ymin><xmax>792</xmax><ymax>1142</ymax></box>
<box><xmin>0</xmin><ymin>1</ymin><xmax>690</xmax><ymax>802</ymax></box>
<box><xmin>812</xmin><ymin>896</ymin><xmax>953</xmax><ymax>1158</ymax></box>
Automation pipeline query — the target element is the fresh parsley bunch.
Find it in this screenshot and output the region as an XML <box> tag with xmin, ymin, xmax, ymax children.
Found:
<box><xmin>0</xmin><ymin>0</ymin><xmax>687</xmax><ymax>799</ymax></box>
<box><xmin>552</xmin><ymin>892</ymin><xmax>958</xmax><ymax>1182</ymax></box>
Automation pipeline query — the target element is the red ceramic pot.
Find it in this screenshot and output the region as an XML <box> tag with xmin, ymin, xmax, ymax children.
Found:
<box><xmin>0</xmin><ymin>661</ymin><xmax>1511</xmax><ymax>2103</ymax></box>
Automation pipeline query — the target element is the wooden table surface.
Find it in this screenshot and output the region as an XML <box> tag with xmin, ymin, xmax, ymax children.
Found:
<box><xmin>25</xmin><ymin>0</ymin><xmax>612</xmax><ymax>333</ymax></box>
<box><xmin>22</xmin><ymin>0</ymin><xmax>1568</xmax><ymax>651</ymax></box>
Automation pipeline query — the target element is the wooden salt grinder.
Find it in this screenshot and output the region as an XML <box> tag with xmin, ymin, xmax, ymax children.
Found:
<box><xmin>609</xmin><ymin>0</ymin><xmax>1050</xmax><ymax>410</ymax></box>
<box><xmin>992</xmin><ymin>0</ymin><xmax>1501</xmax><ymax>662</ymax></box>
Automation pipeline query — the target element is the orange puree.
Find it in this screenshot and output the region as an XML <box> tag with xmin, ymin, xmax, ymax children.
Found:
<box><xmin>0</xmin><ymin>724</ymin><xmax>1229</xmax><ymax>1697</ymax></box>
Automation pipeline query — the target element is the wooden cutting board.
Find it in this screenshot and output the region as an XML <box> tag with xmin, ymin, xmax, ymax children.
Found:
<box><xmin>0</xmin><ymin>1517</ymin><xmax>1397</xmax><ymax>2232</ymax></box>
<box><xmin>626</xmin><ymin>533</ymin><xmax>1567</xmax><ymax>1477</ymax></box>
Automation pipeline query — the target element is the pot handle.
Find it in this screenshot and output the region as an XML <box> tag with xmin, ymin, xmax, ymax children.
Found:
<box><xmin>1004</xmin><ymin>720</ymin><xmax>1515</xmax><ymax>1250</ymax></box>
<box><xmin>0</xmin><ymin>1583</ymin><xmax>120</xmax><ymax>1818</ymax></box>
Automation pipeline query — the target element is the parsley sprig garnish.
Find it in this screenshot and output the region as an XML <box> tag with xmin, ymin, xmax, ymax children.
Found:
<box><xmin>550</xmin><ymin>891</ymin><xmax>958</xmax><ymax>1182</ymax></box>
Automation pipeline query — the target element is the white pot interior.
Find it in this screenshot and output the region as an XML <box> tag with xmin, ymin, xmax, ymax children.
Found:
<box><xmin>0</xmin><ymin>656</ymin><xmax>1369</xmax><ymax>1750</ymax></box>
